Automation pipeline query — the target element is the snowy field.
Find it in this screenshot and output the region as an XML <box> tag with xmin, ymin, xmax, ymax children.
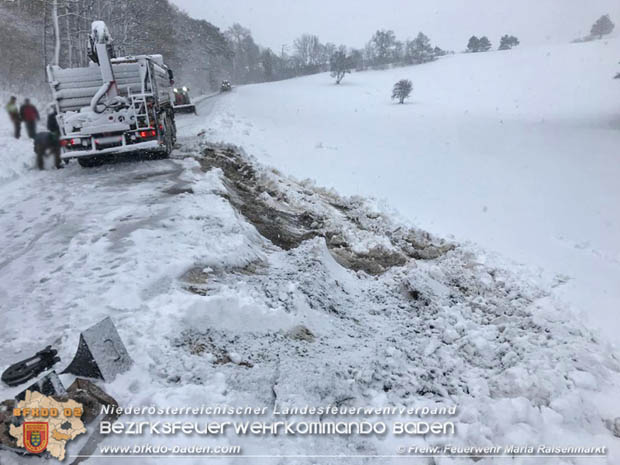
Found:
<box><xmin>0</xmin><ymin>40</ymin><xmax>620</xmax><ymax>464</ymax></box>
<box><xmin>204</xmin><ymin>38</ymin><xmax>620</xmax><ymax>346</ymax></box>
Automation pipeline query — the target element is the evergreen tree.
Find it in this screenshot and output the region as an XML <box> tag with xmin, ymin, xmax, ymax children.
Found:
<box><xmin>433</xmin><ymin>46</ymin><xmax>447</xmax><ymax>57</ymax></box>
<box><xmin>467</xmin><ymin>35</ymin><xmax>480</xmax><ymax>52</ymax></box>
<box><xmin>478</xmin><ymin>36</ymin><xmax>492</xmax><ymax>52</ymax></box>
<box><xmin>498</xmin><ymin>35</ymin><xmax>520</xmax><ymax>50</ymax></box>
<box><xmin>405</xmin><ymin>32</ymin><xmax>437</xmax><ymax>64</ymax></box>
<box><xmin>391</xmin><ymin>79</ymin><xmax>412</xmax><ymax>104</ymax></box>
<box><xmin>414</xmin><ymin>32</ymin><xmax>433</xmax><ymax>62</ymax></box>
<box><xmin>591</xmin><ymin>14</ymin><xmax>615</xmax><ymax>39</ymax></box>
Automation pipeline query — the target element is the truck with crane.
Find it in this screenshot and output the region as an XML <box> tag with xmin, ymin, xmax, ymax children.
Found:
<box><xmin>46</xmin><ymin>21</ymin><xmax>177</xmax><ymax>167</ymax></box>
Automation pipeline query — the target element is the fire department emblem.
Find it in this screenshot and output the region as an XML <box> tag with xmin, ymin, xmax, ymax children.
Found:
<box><xmin>23</xmin><ymin>422</ymin><xmax>49</xmax><ymax>454</ymax></box>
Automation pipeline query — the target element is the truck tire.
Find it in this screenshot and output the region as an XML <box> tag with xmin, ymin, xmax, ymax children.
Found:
<box><xmin>169</xmin><ymin>111</ymin><xmax>177</xmax><ymax>144</ymax></box>
<box><xmin>161</xmin><ymin>115</ymin><xmax>173</xmax><ymax>158</ymax></box>
<box><xmin>78</xmin><ymin>157</ymin><xmax>104</xmax><ymax>168</ymax></box>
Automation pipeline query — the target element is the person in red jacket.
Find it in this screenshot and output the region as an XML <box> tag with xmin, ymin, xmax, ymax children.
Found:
<box><xmin>19</xmin><ymin>99</ymin><xmax>40</xmax><ymax>139</ymax></box>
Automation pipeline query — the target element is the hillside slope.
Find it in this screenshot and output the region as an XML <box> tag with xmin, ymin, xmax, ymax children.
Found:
<box><xmin>204</xmin><ymin>38</ymin><xmax>620</xmax><ymax>345</ymax></box>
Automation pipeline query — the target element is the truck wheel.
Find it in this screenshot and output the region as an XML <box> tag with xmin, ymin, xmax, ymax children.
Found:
<box><xmin>78</xmin><ymin>157</ymin><xmax>104</xmax><ymax>168</ymax></box>
<box><xmin>161</xmin><ymin>116</ymin><xmax>173</xmax><ymax>158</ymax></box>
<box><xmin>169</xmin><ymin>112</ymin><xmax>177</xmax><ymax>144</ymax></box>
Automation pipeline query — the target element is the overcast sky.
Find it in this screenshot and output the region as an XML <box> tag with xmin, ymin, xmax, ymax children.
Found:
<box><xmin>170</xmin><ymin>0</ymin><xmax>620</xmax><ymax>52</ymax></box>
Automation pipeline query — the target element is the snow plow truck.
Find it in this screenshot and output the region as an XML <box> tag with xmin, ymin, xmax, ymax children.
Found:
<box><xmin>47</xmin><ymin>21</ymin><xmax>176</xmax><ymax>167</ymax></box>
<box><xmin>172</xmin><ymin>86</ymin><xmax>197</xmax><ymax>114</ymax></box>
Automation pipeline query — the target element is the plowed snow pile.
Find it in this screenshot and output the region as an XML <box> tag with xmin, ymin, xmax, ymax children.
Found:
<box><xmin>204</xmin><ymin>38</ymin><xmax>620</xmax><ymax>347</ymax></box>
<box><xmin>0</xmin><ymin>118</ymin><xmax>37</xmax><ymax>182</ymax></box>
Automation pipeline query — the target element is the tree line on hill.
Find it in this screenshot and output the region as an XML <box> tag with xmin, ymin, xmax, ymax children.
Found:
<box><xmin>465</xmin><ymin>14</ymin><xmax>616</xmax><ymax>53</ymax></box>
<box><xmin>1</xmin><ymin>1</ymin><xmax>616</xmax><ymax>98</ymax></box>
<box><xmin>0</xmin><ymin>0</ymin><xmax>449</xmax><ymax>96</ymax></box>
<box><xmin>228</xmin><ymin>27</ymin><xmax>449</xmax><ymax>85</ymax></box>
<box><xmin>466</xmin><ymin>35</ymin><xmax>520</xmax><ymax>52</ymax></box>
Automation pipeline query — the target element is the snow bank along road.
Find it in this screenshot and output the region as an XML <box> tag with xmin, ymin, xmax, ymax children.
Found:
<box><xmin>204</xmin><ymin>38</ymin><xmax>620</xmax><ymax>347</ymax></box>
<box><xmin>1</xmin><ymin>92</ymin><xmax>619</xmax><ymax>463</ymax></box>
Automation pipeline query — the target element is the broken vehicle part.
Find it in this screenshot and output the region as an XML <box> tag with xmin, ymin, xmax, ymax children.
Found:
<box><xmin>62</xmin><ymin>317</ymin><xmax>133</xmax><ymax>381</ymax></box>
<box><xmin>1</xmin><ymin>346</ymin><xmax>60</xmax><ymax>387</ymax></box>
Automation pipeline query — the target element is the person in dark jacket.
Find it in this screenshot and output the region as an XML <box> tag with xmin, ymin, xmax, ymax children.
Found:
<box><xmin>47</xmin><ymin>107</ymin><xmax>60</xmax><ymax>136</ymax></box>
<box><xmin>5</xmin><ymin>96</ymin><xmax>20</xmax><ymax>138</ymax></box>
<box><xmin>34</xmin><ymin>132</ymin><xmax>62</xmax><ymax>170</ymax></box>
<box><xmin>19</xmin><ymin>99</ymin><xmax>40</xmax><ymax>139</ymax></box>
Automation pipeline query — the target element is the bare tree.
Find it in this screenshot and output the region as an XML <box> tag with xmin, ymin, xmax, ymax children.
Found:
<box><xmin>225</xmin><ymin>23</ymin><xmax>261</xmax><ymax>84</ymax></box>
<box><xmin>293</xmin><ymin>34</ymin><xmax>323</xmax><ymax>72</ymax></box>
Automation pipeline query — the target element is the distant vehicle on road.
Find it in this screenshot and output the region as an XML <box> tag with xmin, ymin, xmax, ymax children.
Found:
<box><xmin>220</xmin><ymin>80</ymin><xmax>232</xmax><ymax>92</ymax></box>
<box><xmin>172</xmin><ymin>86</ymin><xmax>197</xmax><ymax>114</ymax></box>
